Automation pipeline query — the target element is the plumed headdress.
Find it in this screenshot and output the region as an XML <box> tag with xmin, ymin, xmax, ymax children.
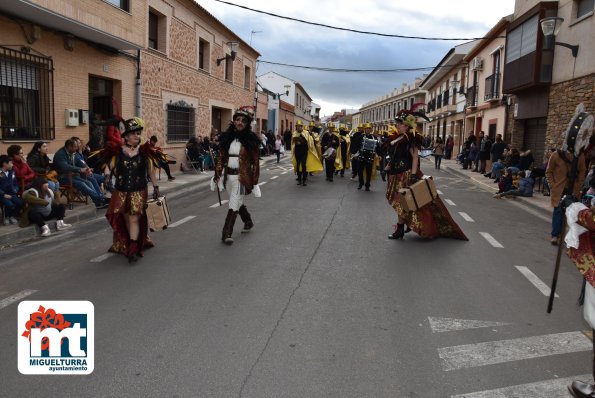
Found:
<box><xmin>395</xmin><ymin>102</ymin><xmax>430</xmax><ymax>129</ymax></box>
<box><xmin>562</xmin><ymin>103</ymin><xmax>593</xmax><ymax>157</ymax></box>
<box><xmin>233</xmin><ymin>106</ymin><xmax>255</xmax><ymax>121</ymax></box>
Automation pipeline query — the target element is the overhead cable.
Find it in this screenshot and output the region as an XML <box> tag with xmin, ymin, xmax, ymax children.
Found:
<box><xmin>212</xmin><ymin>0</ymin><xmax>504</xmax><ymax>41</ymax></box>
<box><xmin>257</xmin><ymin>60</ymin><xmax>465</xmax><ymax>73</ymax></box>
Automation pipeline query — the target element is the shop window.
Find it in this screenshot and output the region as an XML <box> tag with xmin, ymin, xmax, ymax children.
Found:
<box><xmin>0</xmin><ymin>46</ymin><xmax>54</xmax><ymax>140</ymax></box>
<box><xmin>166</xmin><ymin>101</ymin><xmax>195</xmax><ymax>143</ymax></box>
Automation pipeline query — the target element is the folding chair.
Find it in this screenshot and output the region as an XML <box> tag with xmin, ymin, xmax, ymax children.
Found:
<box><xmin>59</xmin><ymin>172</ymin><xmax>89</xmax><ymax>209</ymax></box>
<box><xmin>184</xmin><ymin>149</ymin><xmax>202</xmax><ymax>174</ymax></box>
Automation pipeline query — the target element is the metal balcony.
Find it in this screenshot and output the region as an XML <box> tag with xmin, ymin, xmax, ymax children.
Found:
<box><xmin>484</xmin><ymin>73</ymin><xmax>501</xmax><ymax>101</ymax></box>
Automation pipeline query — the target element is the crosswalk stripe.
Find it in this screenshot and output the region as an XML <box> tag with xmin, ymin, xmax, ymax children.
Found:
<box><xmin>0</xmin><ymin>290</ymin><xmax>37</xmax><ymax>310</ymax></box>
<box><xmin>445</xmin><ymin>199</ymin><xmax>456</xmax><ymax>206</ymax></box>
<box><xmin>458</xmin><ymin>212</ymin><xmax>475</xmax><ymax>222</ymax></box>
<box><xmin>90</xmin><ymin>253</ymin><xmax>116</xmax><ymax>263</ymax></box>
<box><xmin>479</xmin><ymin>232</ymin><xmax>504</xmax><ymax>248</ymax></box>
<box><xmin>451</xmin><ymin>374</ymin><xmax>591</xmax><ymax>397</ymax></box>
<box><xmin>168</xmin><ymin>216</ymin><xmax>196</xmax><ymax>228</ymax></box>
<box><xmin>438</xmin><ymin>331</ymin><xmax>591</xmax><ymax>371</ymax></box>
<box><xmin>429</xmin><ymin>317</ymin><xmax>510</xmax><ymax>333</ymax></box>
<box><xmin>515</xmin><ymin>266</ymin><xmax>559</xmax><ymax>297</ymax></box>
<box><xmin>209</xmin><ymin>200</ymin><xmax>229</xmax><ymax>208</ymax></box>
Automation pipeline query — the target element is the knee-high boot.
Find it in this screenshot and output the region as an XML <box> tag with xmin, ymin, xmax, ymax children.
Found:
<box><xmin>127</xmin><ymin>239</ymin><xmax>139</xmax><ymax>263</ymax></box>
<box><xmin>222</xmin><ymin>209</ymin><xmax>238</xmax><ymax>245</ymax></box>
<box><xmin>238</xmin><ymin>205</ymin><xmax>254</xmax><ymax>233</ymax></box>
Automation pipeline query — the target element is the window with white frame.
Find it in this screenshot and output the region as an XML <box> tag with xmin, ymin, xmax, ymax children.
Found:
<box><xmin>505</xmin><ymin>14</ymin><xmax>538</xmax><ymax>63</ymax></box>
<box><xmin>576</xmin><ymin>0</ymin><xmax>594</xmax><ymax>18</ymax></box>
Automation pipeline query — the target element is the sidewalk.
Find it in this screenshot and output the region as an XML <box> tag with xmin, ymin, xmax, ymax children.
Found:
<box><xmin>432</xmin><ymin>157</ymin><xmax>552</xmax><ymax>216</ymax></box>
<box><xmin>0</xmin><ymin>155</ymin><xmax>280</xmax><ymax>249</ymax></box>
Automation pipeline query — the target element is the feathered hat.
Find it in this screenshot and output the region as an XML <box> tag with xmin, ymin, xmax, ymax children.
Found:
<box><xmin>562</xmin><ymin>103</ymin><xmax>593</xmax><ymax>157</ymax></box>
<box><xmin>233</xmin><ymin>106</ymin><xmax>255</xmax><ymax>121</ymax></box>
<box><xmin>395</xmin><ymin>102</ymin><xmax>430</xmax><ymax>129</ymax></box>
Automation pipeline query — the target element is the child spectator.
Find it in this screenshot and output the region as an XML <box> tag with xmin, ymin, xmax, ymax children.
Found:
<box><xmin>0</xmin><ymin>155</ymin><xmax>24</xmax><ymax>224</ymax></box>
<box><xmin>494</xmin><ymin>171</ymin><xmax>534</xmax><ymax>199</ymax></box>
<box><xmin>497</xmin><ymin>169</ymin><xmax>514</xmax><ymax>194</ymax></box>
<box><xmin>20</xmin><ymin>176</ymin><xmax>71</xmax><ymax>236</ymax></box>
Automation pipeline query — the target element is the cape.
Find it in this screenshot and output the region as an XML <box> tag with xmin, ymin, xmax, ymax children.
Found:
<box><xmin>291</xmin><ymin>130</ymin><xmax>323</xmax><ymax>173</ymax></box>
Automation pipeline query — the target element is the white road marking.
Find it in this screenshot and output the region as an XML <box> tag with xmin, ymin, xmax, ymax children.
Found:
<box><xmin>452</xmin><ymin>374</ymin><xmax>592</xmax><ymax>397</ymax></box>
<box><xmin>270</xmin><ymin>176</ymin><xmax>278</xmax><ymax>180</ymax></box>
<box><xmin>259</xmin><ymin>181</ymin><xmax>267</xmax><ymax>186</ymax></box>
<box><xmin>458</xmin><ymin>212</ymin><xmax>475</xmax><ymax>222</ymax></box>
<box><xmin>209</xmin><ymin>200</ymin><xmax>229</xmax><ymax>208</ymax></box>
<box><xmin>0</xmin><ymin>290</ymin><xmax>37</xmax><ymax>310</ymax></box>
<box><xmin>428</xmin><ymin>317</ymin><xmax>510</xmax><ymax>333</ymax></box>
<box><xmin>479</xmin><ymin>232</ymin><xmax>504</xmax><ymax>248</ymax></box>
<box><xmin>90</xmin><ymin>253</ymin><xmax>116</xmax><ymax>263</ymax></box>
<box><xmin>515</xmin><ymin>266</ymin><xmax>559</xmax><ymax>297</ymax></box>
<box><xmin>439</xmin><ymin>331</ymin><xmax>591</xmax><ymax>371</ymax></box>
<box><xmin>437</xmin><ymin>190</ymin><xmax>444</xmax><ymax>195</ymax></box>
<box><xmin>281</xmin><ymin>171</ymin><xmax>288</xmax><ymax>175</ymax></box>
<box><xmin>168</xmin><ymin>215</ymin><xmax>196</xmax><ymax>228</ymax></box>
<box><xmin>445</xmin><ymin>199</ymin><xmax>456</xmax><ymax>206</ymax></box>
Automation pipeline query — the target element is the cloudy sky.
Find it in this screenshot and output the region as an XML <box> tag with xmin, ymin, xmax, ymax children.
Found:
<box><xmin>200</xmin><ymin>0</ymin><xmax>516</xmax><ymax>116</ymax></box>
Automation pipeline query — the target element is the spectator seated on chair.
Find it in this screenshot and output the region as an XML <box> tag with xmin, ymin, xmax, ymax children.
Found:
<box><xmin>185</xmin><ymin>137</ymin><xmax>205</xmax><ymax>173</ymax></box>
<box><xmin>54</xmin><ymin>139</ymin><xmax>107</xmax><ymax>209</ymax></box>
<box><xmin>27</xmin><ymin>141</ymin><xmax>60</xmax><ymax>192</ymax></box>
<box><xmin>494</xmin><ymin>171</ymin><xmax>534</xmax><ymax>199</ymax></box>
<box><xmin>71</xmin><ymin>136</ymin><xmax>110</xmax><ymax>193</ymax></box>
<box><xmin>8</xmin><ymin>145</ymin><xmax>36</xmax><ymax>192</ymax></box>
<box><xmin>0</xmin><ymin>155</ymin><xmax>24</xmax><ymax>225</ymax></box>
<box><xmin>20</xmin><ymin>176</ymin><xmax>71</xmax><ymax>237</ymax></box>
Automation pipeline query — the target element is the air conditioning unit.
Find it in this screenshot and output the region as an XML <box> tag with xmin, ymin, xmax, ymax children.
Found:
<box><xmin>472</xmin><ymin>57</ymin><xmax>483</xmax><ymax>71</ymax></box>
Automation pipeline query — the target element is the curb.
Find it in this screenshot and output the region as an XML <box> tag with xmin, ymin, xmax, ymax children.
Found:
<box><xmin>0</xmin><ymin>156</ymin><xmax>281</xmax><ymax>249</ymax></box>
<box><xmin>440</xmin><ymin>161</ymin><xmax>552</xmax><ymax>218</ymax></box>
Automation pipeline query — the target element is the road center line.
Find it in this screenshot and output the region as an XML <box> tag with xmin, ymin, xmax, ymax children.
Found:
<box><xmin>0</xmin><ymin>289</ymin><xmax>38</xmax><ymax>310</ymax></box>
<box><xmin>270</xmin><ymin>176</ymin><xmax>278</xmax><ymax>180</ymax></box>
<box><xmin>437</xmin><ymin>190</ymin><xmax>444</xmax><ymax>195</ymax></box>
<box><xmin>168</xmin><ymin>215</ymin><xmax>196</xmax><ymax>228</ymax></box>
<box><xmin>209</xmin><ymin>200</ymin><xmax>229</xmax><ymax>208</ymax></box>
<box><xmin>458</xmin><ymin>212</ymin><xmax>475</xmax><ymax>222</ymax></box>
<box><xmin>259</xmin><ymin>181</ymin><xmax>267</xmax><ymax>186</ymax></box>
<box><xmin>479</xmin><ymin>232</ymin><xmax>504</xmax><ymax>248</ymax></box>
<box><xmin>90</xmin><ymin>253</ymin><xmax>116</xmax><ymax>263</ymax></box>
<box><xmin>281</xmin><ymin>171</ymin><xmax>288</xmax><ymax>175</ymax></box>
<box><xmin>445</xmin><ymin>199</ymin><xmax>456</xmax><ymax>206</ymax></box>
<box><xmin>515</xmin><ymin>266</ymin><xmax>559</xmax><ymax>297</ymax></box>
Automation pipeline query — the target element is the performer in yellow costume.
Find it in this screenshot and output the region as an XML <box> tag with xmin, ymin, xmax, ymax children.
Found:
<box><xmin>291</xmin><ymin>120</ymin><xmax>323</xmax><ymax>186</ymax></box>
<box><xmin>336</xmin><ymin>124</ymin><xmax>351</xmax><ymax>177</ymax></box>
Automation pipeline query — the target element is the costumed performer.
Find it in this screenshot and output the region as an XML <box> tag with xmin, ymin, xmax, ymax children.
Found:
<box><xmin>384</xmin><ymin>108</ymin><xmax>467</xmax><ymax>240</ymax></box>
<box><xmin>213</xmin><ymin>106</ymin><xmax>261</xmax><ymax>245</ymax></box>
<box><xmin>94</xmin><ymin>117</ymin><xmax>162</xmax><ymax>263</ymax></box>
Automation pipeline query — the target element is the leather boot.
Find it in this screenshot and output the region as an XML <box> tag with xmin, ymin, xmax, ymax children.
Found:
<box><xmin>388</xmin><ymin>224</ymin><xmax>405</xmax><ymax>240</ymax></box>
<box><xmin>127</xmin><ymin>239</ymin><xmax>139</xmax><ymax>263</ymax></box>
<box><xmin>568</xmin><ymin>380</ymin><xmax>595</xmax><ymax>397</ymax></box>
<box><xmin>222</xmin><ymin>209</ymin><xmax>237</xmax><ymax>245</ymax></box>
<box><xmin>238</xmin><ymin>205</ymin><xmax>254</xmax><ymax>233</ymax></box>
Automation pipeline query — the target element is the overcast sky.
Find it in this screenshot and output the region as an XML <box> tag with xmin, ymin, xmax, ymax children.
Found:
<box><xmin>201</xmin><ymin>0</ymin><xmax>516</xmax><ymax>116</ymax></box>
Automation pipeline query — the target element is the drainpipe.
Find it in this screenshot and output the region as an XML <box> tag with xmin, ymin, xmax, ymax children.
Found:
<box><xmin>135</xmin><ymin>49</ymin><xmax>141</xmax><ymax>117</ymax></box>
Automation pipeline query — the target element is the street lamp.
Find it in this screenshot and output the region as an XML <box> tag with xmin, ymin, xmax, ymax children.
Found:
<box><xmin>277</xmin><ymin>85</ymin><xmax>290</xmax><ymax>132</ymax></box>
<box><xmin>540</xmin><ymin>17</ymin><xmax>579</xmax><ymax>58</ymax></box>
<box><xmin>216</xmin><ymin>41</ymin><xmax>239</xmax><ymax>66</ymax></box>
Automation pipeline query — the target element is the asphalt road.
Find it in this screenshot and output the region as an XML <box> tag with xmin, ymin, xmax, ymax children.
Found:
<box><xmin>0</xmin><ymin>157</ymin><xmax>591</xmax><ymax>397</ymax></box>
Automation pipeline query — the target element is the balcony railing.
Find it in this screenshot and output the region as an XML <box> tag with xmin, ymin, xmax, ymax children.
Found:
<box><xmin>484</xmin><ymin>73</ymin><xmax>501</xmax><ymax>101</ymax></box>
<box><xmin>436</xmin><ymin>94</ymin><xmax>442</xmax><ymax>109</ymax></box>
<box><xmin>466</xmin><ymin>85</ymin><xmax>478</xmax><ymax>107</ymax></box>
